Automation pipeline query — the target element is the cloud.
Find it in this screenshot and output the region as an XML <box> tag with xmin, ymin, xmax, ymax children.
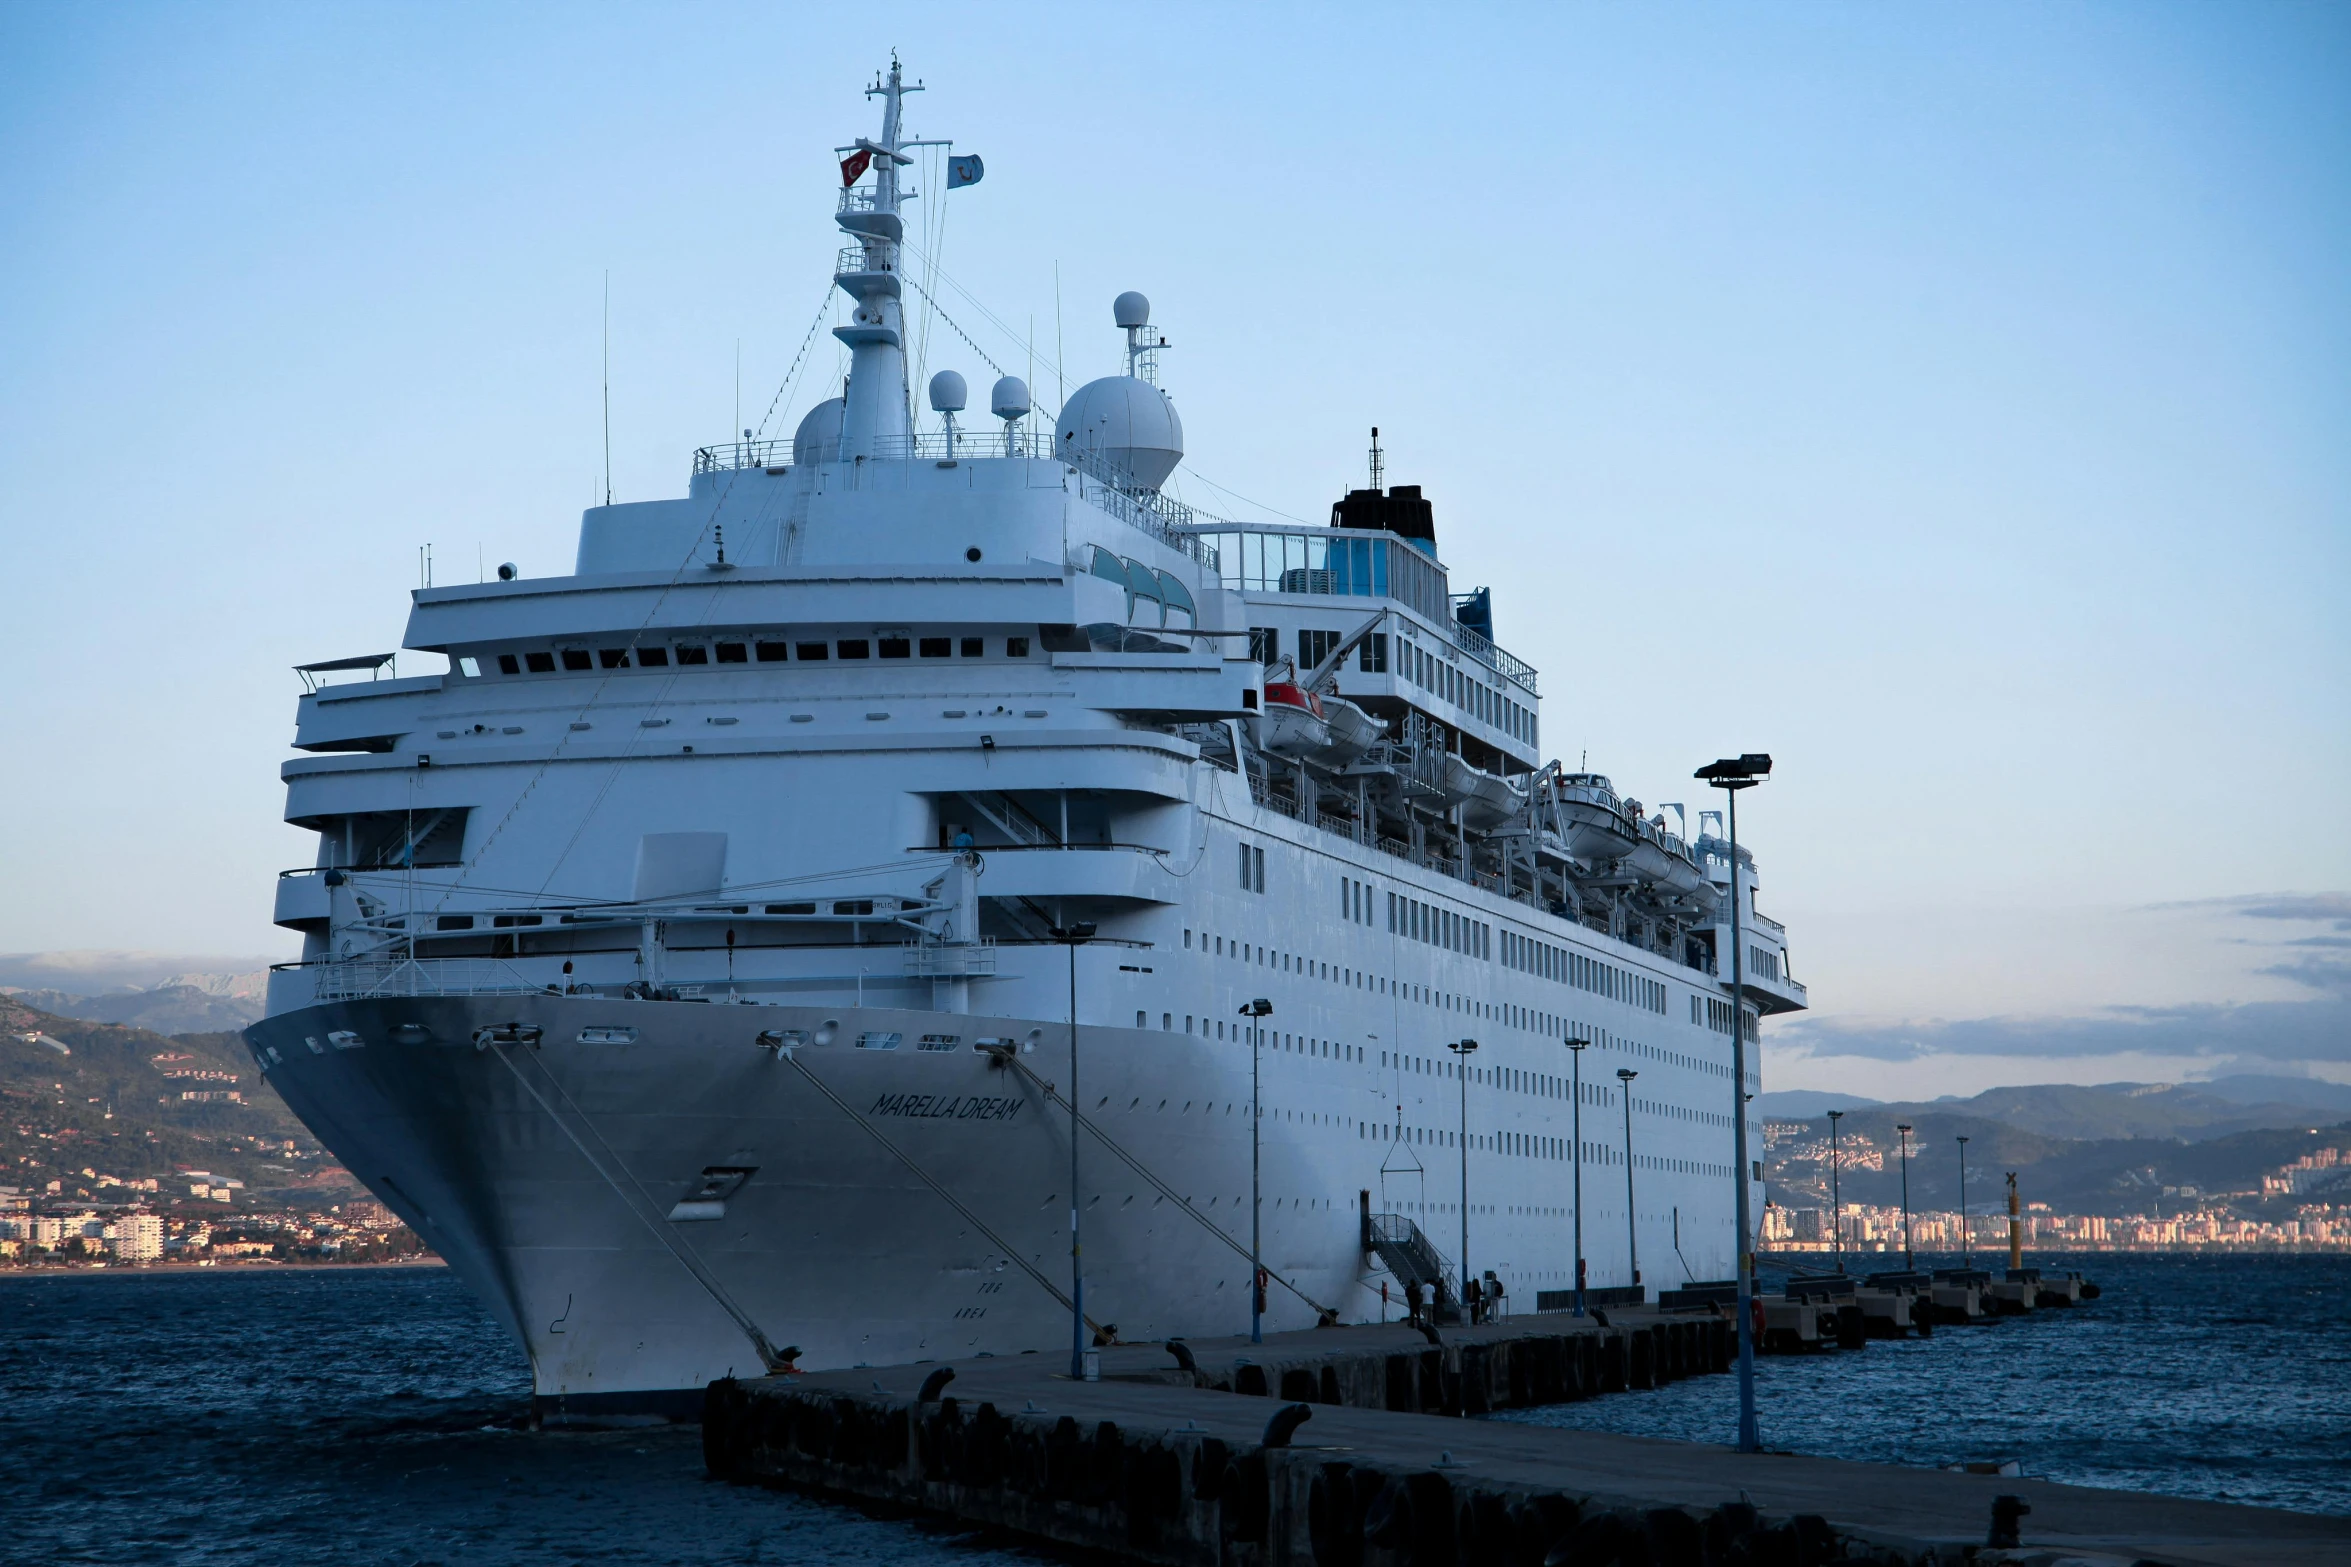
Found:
<box><xmin>1776</xmin><ymin>993</ymin><xmax>2351</xmax><ymax>1064</ymax></box>
<box><xmin>2194</xmin><ymin>892</ymin><xmax>2351</xmax><ymax>928</ymax></box>
<box><xmin>1782</xmin><ymin>894</ymin><xmax>2351</xmax><ymax>1066</ymax></box>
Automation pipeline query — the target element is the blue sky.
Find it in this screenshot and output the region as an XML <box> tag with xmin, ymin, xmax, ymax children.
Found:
<box><xmin>2</xmin><ymin>4</ymin><xmax>2344</xmax><ymax>1092</ymax></box>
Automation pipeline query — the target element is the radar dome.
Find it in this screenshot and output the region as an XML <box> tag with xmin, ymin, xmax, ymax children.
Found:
<box><xmin>791</xmin><ymin>396</ymin><xmax>845</xmax><ymax>463</ymax></box>
<box><xmin>1056</xmin><ymin>376</ymin><xmax>1183</xmax><ymax>491</ymax></box>
<box><xmin>1113</xmin><ymin>291</ymin><xmax>1151</xmax><ymax>329</ymax></box>
<box><xmin>927</xmin><ymin>370</ymin><xmax>967</xmax><ymax>414</ymax></box>
<box><xmin>990</xmin><ymin>375</ymin><xmax>1031</xmax><ymax>420</ymax></box>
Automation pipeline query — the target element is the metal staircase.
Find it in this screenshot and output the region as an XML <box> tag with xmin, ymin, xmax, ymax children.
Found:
<box><xmin>1363</xmin><ymin>1211</ymin><xmax>1461</xmax><ymax>1324</ymax></box>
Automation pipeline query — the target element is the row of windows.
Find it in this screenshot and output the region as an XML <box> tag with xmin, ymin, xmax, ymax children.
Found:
<box><xmin>1688</xmin><ymin>995</ymin><xmax>1760</xmax><ymax>1046</ymax></box>
<box><xmin>486</xmin><ymin>634</ymin><xmax>1032</xmax><ymax>677</ymax></box>
<box><xmin>1359</xmin><ymin>1120</ymin><xmax>1578</xmax><ymax>1161</ymax></box>
<box><xmin>1178</xmin><ymin>919</ymin><xmax>1751</xmax><ymax>1093</ymax></box>
<box><xmin>1397</xmin><ymin>635</ymin><xmax>1532</xmax><ymax>746</ymax></box>
<box><xmin>1247</xmin><ymin>625</ymin><xmax>1534</xmax><ymax>748</ymax></box>
<box><xmin>1390</xmin><ymin>891</ymin><xmax>1491</xmax><ymax>959</ymax></box>
<box><xmin>1500</xmin><ymin>929</ymin><xmax>1668</xmax><ymax>1017</ymax></box>
<box><xmin>1185</xmin><ymin>929</ymin><xmax>1494</xmax><ymax>1025</ymax></box>
<box><xmin>1747</xmin><ymin>945</ymin><xmax>1783</xmax><ymax>982</ymax></box>
<box><xmin>1340</xmin><ymin>876</ymin><xmax>1375</xmax><ymax>926</ymax></box>
<box><xmin>1236</xmin><ymin>843</ymin><xmax>1267</xmax><ymax>894</ymax></box>
<box><xmin>1168</xmin><ymin>927</ymin><xmax>1757</xmax><ymax>1106</ymax></box>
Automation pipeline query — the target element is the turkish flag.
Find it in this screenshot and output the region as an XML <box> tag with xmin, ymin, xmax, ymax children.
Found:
<box><xmin>839</xmin><ymin>148</ymin><xmax>872</xmax><ymax>187</ymax></box>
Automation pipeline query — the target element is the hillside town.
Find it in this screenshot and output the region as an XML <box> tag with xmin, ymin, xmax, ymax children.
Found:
<box><xmin>1760</xmin><ymin>1124</ymin><xmax>2351</xmax><ymax>1255</ymax></box>
<box><xmin>0</xmin><ymin>1180</ymin><xmax>427</xmax><ymax>1269</ymax></box>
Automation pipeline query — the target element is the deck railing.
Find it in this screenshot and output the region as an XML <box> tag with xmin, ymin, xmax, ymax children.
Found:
<box><xmin>298</xmin><ymin>956</ymin><xmax>545</xmax><ymax>1001</ymax></box>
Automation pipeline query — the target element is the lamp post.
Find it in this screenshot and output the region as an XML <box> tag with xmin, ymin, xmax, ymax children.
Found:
<box><xmin>1567</xmin><ymin>1036</ymin><xmax>1589</xmax><ymax>1315</ymax></box>
<box><xmin>1616</xmin><ymin>1066</ymin><xmax>1640</xmax><ymax>1292</ymax></box>
<box><xmin>1957</xmin><ymin>1135</ymin><xmax>1971</xmax><ymax>1269</ymax></box>
<box><xmin>1697</xmin><ymin>750</ymin><xmax>1771</xmax><ymax>1455</ymax></box>
<box><xmin>1896</xmin><ymin>1123</ymin><xmax>1914</xmax><ymax>1270</ymax></box>
<box><xmin>1448</xmin><ymin>1038</ymin><xmax>1478</xmax><ymax>1318</ymax></box>
<box><xmin>1826</xmin><ymin>1108</ymin><xmax>1844</xmax><ymax>1271</ymax></box>
<box><xmin>1239</xmin><ymin>997</ymin><xmax>1273</xmax><ymax>1343</ymax></box>
<box><xmin>1050</xmin><ymin>922</ymin><xmax>1096</xmax><ymax>1378</ymax></box>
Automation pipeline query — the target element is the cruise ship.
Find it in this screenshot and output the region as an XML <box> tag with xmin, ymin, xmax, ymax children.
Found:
<box><xmin>247</xmin><ymin>61</ymin><xmax>1808</xmax><ymax>1421</ymax></box>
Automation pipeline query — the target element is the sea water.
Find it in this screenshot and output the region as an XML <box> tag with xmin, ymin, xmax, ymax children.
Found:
<box><xmin>1494</xmin><ymin>1252</ymin><xmax>2351</xmax><ymax>1518</ymax></box>
<box><xmin>5</xmin><ymin>1253</ymin><xmax>2345</xmax><ymax>1565</ymax></box>
<box><xmin>1</xmin><ymin>1265</ymin><xmax>1052</xmax><ymax>1566</ymax></box>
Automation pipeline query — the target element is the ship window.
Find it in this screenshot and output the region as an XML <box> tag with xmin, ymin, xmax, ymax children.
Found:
<box><xmin>457</xmin><ymin>656</ymin><xmax>481</xmax><ymax>678</ymax></box>
<box><xmin>524</xmin><ymin>651</ymin><xmax>556</xmax><ymax>674</ymax></box>
<box><xmin>837</xmin><ymin>639</ymin><xmax>870</xmax><ymax>659</ymax></box>
<box><xmin>879</xmin><ymin>637</ymin><xmax>911</xmax><ymax>659</ymax></box>
<box><xmin>676</xmin><ymin>645</ymin><xmax>710</xmax><ymax>665</ymax></box>
<box><xmin>795</xmin><ymin>642</ymin><xmax>828</xmax><ymax>661</ymax></box>
<box><xmin>919</xmin><ymin>637</ymin><xmax>951</xmax><ymax>658</ymax></box>
<box><xmin>497</xmin><ymin>654</ymin><xmax>520</xmax><ymax>675</ymax></box>
<box><xmin>960</xmin><ymin>637</ymin><xmax>983</xmax><ymax>657</ymax></box>
<box><xmin>435</xmin><ymin>915</ymin><xmax>474</xmax><ymax>931</ymax></box>
<box><xmin>755</xmin><ymin>642</ymin><xmax>788</xmax><ymax>662</ymax></box>
<box><xmin>1006</xmin><ymin>636</ymin><xmax>1030</xmax><ymax>658</ymax></box>
<box><xmin>637</xmin><ymin>647</ymin><xmax>670</xmax><ymax>667</ymax></box>
<box><xmin>1357</xmin><ymin>633</ymin><xmax>1388</xmax><ymax>674</ymax></box>
<box><xmin>716</xmin><ymin>642</ymin><xmax>748</xmax><ymax>663</ymax></box>
<box><xmin>598</xmin><ymin>649</ymin><xmax>630</xmax><ymax>669</ymax></box>
<box><xmin>559</xmin><ymin>648</ymin><xmax>591</xmax><ymax>671</ymax></box>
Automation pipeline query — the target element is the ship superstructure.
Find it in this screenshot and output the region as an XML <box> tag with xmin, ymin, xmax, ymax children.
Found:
<box><xmin>248</xmin><ymin>62</ymin><xmax>1807</xmax><ymax>1419</ymax></box>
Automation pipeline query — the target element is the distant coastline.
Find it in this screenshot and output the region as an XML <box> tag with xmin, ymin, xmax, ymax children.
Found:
<box><xmin>5</xmin><ymin>1256</ymin><xmax>446</xmax><ymax>1279</ymax></box>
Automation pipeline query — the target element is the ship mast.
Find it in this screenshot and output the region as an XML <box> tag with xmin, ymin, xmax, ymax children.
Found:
<box><xmin>833</xmin><ymin>58</ymin><xmax>922</xmax><ymax>457</ymax></box>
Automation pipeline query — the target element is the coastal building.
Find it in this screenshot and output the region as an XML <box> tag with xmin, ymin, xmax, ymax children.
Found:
<box><xmin>108</xmin><ymin>1213</ymin><xmax>164</xmax><ymax>1262</ymax></box>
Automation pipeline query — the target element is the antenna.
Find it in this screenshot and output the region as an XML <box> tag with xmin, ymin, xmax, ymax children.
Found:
<box><xmin>1053</xmin><ymin>263</ymin><xmax>1064</xmax><ymax>411</ymax></box>
<box><xmin>602</xmin><ymin>271</ymin><xmax>612</xmax><ymax>507</ymax></box>
<box><xmin>1369</xmin><ymin>426</ymin><xmax>1384</xmax><ymax>491</ymax></box>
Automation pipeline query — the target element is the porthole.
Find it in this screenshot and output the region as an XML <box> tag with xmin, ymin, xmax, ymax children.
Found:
<box><xmin>966</xmin><ymin>547</ymin><xmax>983</xmax><ymax>562</ymax></box>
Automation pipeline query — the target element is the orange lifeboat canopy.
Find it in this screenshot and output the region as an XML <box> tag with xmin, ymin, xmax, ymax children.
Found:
<box><xmin>1263</xmin><ymin>681</ymin><xmax>1323</xmax><ymax>719</ymax></box>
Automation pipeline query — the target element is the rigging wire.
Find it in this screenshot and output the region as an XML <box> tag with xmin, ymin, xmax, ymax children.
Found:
<box><xmin>444</xmin><ymin>283</ymin><xmax>839</xmax><ymax>909</ymax></box>
<box><xmin>1173</xmin><ymin>466</ymin><xmax>1322</xmax><ymax>528</ymax></box>
<box><xmin>896</xmin><ymin>236</ymin><xmax>1067</xmax><ymax>415</ymax></box>
<box><xmin>899</xmin><ymin>270</ymin><xmax>1006</xmax><ymax>379</ymax></box>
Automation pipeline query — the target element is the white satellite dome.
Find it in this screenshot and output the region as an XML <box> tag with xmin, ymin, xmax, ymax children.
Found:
<box><xmin>928</xmin><ymin>370</ymin><xmax>967</xmax><ymax>414</ymax></box>
<box><xmin>1113</xmin><ymin>291</ymin><xmax>1151</xmax><ymax>329</ymax></box>
<box><xmin>1056</xmin><ymin>376</ymin><xmax>1183</xmax><ymax>491</ymax></box>
<box><xmin>791</xmin><ymin>396</ymin><xmax>845</xmax><ymax>463</ymax></box>
<box><xmin>990</xmin><ymin>375</ymin><xmax>1031</xmax><ymax>420</ymax></box>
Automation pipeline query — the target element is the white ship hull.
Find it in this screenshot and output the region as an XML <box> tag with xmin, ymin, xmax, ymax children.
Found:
<box><xmin>251</xmin><ymin>856</ymin><xmax>1755</xmax><ymax>1418</ymax></box>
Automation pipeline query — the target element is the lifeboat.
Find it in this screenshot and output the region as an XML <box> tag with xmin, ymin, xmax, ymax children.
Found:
<box><xmin>1622</xmin><ymin>815</ymin><xmax>1719</xmax><ymax>908</ymax></box>
<box><xmin>1442</xmin><ymin>754</ymin><xmax>1524</xmax><ymax>829</ymax></box>
<box><xmin>1257</xmin><ymin>680</ymin><xmax>1331</xmax><ymax>760</ymax></box>
<box><xmin>1314</xmin><ymin>694</ymin><xmax>1385</xmax><ymax>764</ymax></box>
<box><xmin>1546</xmin><ymin>772</ymin><xmax>1640</xmax><ymax>864</ymax></box>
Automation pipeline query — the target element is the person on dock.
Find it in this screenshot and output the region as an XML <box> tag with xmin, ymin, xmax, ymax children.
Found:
<box><xmin>1406</xmin><ymin>1278</ymin><xmax>1426</xmax><ymax>1328</ymax></box>
<box><xmin>1465</xmin><ymin>1274</ymin><xmax>1484</xmax><ymax>1325</ymax></box>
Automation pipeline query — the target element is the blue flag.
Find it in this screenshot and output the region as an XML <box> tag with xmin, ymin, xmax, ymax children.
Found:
<box><xmin>946</xmin><ymin>154</ymin><xmax>984</xmax><ymax>190</ymax></box>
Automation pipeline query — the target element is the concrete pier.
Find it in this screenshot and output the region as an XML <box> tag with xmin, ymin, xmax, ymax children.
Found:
<box><xmin>703</xmin><ymin>1310</ymin><xmax>2350</xmax><ymax>1566</ymax></box>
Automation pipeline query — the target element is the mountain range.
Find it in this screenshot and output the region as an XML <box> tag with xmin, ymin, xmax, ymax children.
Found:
<box><xmin>1757</xmin><ymin>1076</ymin><xmax>2351</xmax><ymax>1141</ymax></box>
<box><xmin>0</xmin><ymin>951</ymin><xmax>272</xmax><ymax>1034</ymax></box>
